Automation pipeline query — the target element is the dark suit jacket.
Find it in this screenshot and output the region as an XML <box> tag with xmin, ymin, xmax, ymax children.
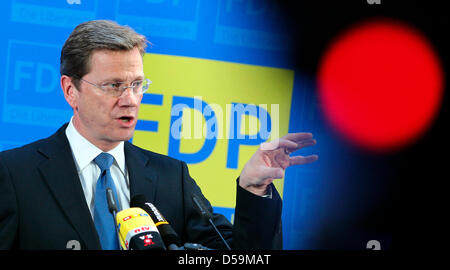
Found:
<box><xmin>0</xmin><ymin>124</ymin><xmax>282</xmax><ymax>250</ymax></box>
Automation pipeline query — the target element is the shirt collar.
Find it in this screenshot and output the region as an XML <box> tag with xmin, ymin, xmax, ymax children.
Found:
<box><xmin>65</xmin><ymin>117</ymin><xmax>126</xmax><ymax>174</ymax></box>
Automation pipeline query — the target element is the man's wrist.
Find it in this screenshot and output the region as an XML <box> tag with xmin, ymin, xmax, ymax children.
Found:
<box><xmin>238</xmin><ymin>177</ymin><xmax>272</xmax><ymax>198</ymax></box>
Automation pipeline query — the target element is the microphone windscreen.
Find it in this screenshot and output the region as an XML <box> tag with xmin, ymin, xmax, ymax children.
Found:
<box><xmin>130</xmin><ymin>194</ymin><xmax>183</xmax><ymax>248</ymax></box>
<box><xmin>130</xmin><ymin>194</ymin><xmax>146</xmax><ymax>207</ymax></box>
<box><xmin>192</xmin><ymin>194</ymin><xmax>214</xmax><ymax>220</ymax></box>
<box><xmin>115</xmin><ymin>207</ymin><xmax>165</xmax><ymax>250</ymax></box>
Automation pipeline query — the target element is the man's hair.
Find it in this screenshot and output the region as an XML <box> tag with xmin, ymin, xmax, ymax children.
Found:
<box><xmin>60</xmin><ymin>20</ymin><xmax>148</xmax><ymax>89</ymax></box>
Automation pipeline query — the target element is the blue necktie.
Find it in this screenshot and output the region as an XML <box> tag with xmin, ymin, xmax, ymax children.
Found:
<box><xmin>93</xmin><ymin>152</ymin><xmax>121</xmax><ymax>250</ymax></box>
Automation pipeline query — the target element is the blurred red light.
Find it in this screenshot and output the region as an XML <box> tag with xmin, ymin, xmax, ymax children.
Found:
<box><xmin>318</xmin><ymin>19</ymin><xmax>444</xmax><ymax>152</ymax></box>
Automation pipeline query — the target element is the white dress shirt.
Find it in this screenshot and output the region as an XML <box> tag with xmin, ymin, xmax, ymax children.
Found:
<box><xmin>65</xmin><ymin>118</ymin><xmax>130</xmax><ymax>218</ymax></box>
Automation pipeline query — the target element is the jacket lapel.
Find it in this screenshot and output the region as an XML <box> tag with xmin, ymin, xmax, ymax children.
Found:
<box><xmin>125</xmin><ymin>142</ymin><xmax>158</xmax><ymax>204</ymax></box>
<box><xmin>37</xmin><ymin>124</ymin><xmax>101</xmax><ymax>250</ymax></box>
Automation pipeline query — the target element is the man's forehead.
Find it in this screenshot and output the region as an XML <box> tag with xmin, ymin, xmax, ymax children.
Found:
<box><xmin>85</xmin><ymin>48</ymin><xmax>144</xmax><ymax>79</ymax></box>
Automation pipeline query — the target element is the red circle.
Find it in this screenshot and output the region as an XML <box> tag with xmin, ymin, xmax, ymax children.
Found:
<box><xmin>318</xmin><ymin>19</ymin><xmax>444</xmax><ymax>152</ymax></box>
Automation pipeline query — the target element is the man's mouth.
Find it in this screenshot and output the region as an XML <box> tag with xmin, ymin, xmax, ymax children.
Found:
<box><xmin>119</xmin><ymin>116</ymin><xmax>132</xmax><ymax>123</ymax></box>
<box><xmin>117</xmin><ymin>116</ymin><xmax>136</xmax><ymax>126</ymax></box>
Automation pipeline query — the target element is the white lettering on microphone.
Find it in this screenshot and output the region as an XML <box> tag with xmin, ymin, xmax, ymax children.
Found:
<box><xmin>146</xmin><ymin>202</ymin><xmax>165</xmax><ymax>222</ymax></box>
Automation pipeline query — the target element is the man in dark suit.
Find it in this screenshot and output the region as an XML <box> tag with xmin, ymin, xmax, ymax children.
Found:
<box><xmin>0</xmin><ymin>20</ymin><xmax>317</xmax><ymax>250</ymax></box>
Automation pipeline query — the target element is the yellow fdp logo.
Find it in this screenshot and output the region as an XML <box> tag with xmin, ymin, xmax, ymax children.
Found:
<box><xmin>133</xmin><ymin>53</ymin><xmax>294</xmax><ymax>208</ymax></box>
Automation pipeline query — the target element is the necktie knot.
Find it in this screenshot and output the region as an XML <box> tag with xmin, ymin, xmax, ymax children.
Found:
<box><xmin>94</xmin><ymin>152</ymin><xmax>114</xmax><ymax>172</ymax></box>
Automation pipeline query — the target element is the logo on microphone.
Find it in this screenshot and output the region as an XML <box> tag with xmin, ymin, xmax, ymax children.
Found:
<box><xmin>122</xmin><ymin>212</ymin><xmax>149</xmax><ymax>221</ymax></box>
<box><xmin>140</xmin><ymin>234</ymin><xmax>155</xmax><ymax>247</ymax></box>
<box><xmin>133</xmin><ymin>226</ymin><xmax>152</xmax><ymax>234</ymax></box>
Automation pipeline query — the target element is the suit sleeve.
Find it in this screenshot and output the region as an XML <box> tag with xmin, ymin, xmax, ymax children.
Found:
<box><xmin>0</xmin><ymin>155</ymin><xmax>19</xmax><ymax>249</ymax></box>
<box><xmin>233</xmin><ymin>178</ymin><xmax>283</xmax><ymax>249</ymax></box>
<box><xmin>180</xmin><ymin>161</ymin><xmax>283</xmax><ymax>250</ymax></box>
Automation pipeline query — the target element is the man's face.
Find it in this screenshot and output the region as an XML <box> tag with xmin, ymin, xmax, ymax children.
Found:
<box><xmin>67</xmin><ymin>47</ymin><xmax>144</xmax><ymax>151</ymax></box>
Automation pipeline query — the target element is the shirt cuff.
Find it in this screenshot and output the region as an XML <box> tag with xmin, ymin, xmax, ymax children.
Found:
<box><xmin>261</xmin><ymin>184</ymin><xmax>273</xmax><ymax>199</ymax></box>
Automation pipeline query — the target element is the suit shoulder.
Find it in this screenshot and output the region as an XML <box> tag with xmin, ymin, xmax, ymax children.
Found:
<box><xmin>0</xmin><ymin>137</ymin><xmax>49</xmax><ymax>161</ymax></box>
<box><xmin>0</xmin><ymin>124</ymin><xmax>67</xmax><ymax>162</ymax></box>
<box><xmin>0</xmin><ymin>125</ymin><xmax>66</xmax><ymax>167</ymax></box>
<box><xmin>0</xmin><ymin>139</ymin><xmax>51</xmax><ymax>174</ymax></box>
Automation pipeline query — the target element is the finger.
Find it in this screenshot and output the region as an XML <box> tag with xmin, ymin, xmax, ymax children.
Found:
<box><xmin>282</xmin><ymin>132</ymin><xmax>313</xmax><ymax>142</ymax></box>
<box><xmin>291</xmin><ymin>139</ymin><xmax>317</xmax><ymax>152</ymax></box>
<box><xmin>289</xmin><ymin>154</ymin><xmax>318</xmax><ymax>166</ymax></box>
<box><xmin>260</xmin><ymin>138</ymin><xmax>298</xmax><ymax>151</ymax></box>
<box><xmin>258</xmin><ymin>166</ymin><xmax>285</xmax><ymax>180</ymax></box>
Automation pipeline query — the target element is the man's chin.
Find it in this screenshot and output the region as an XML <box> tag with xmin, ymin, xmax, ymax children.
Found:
<box><xmin>109</xmin><ymin>129</ymin><xmax>135</xmax><ymax>143</ymax></box>
<box><xmin>118</xmin><ymin>132</ymin><xmax>135</xmax><ymax>143</ymax></box>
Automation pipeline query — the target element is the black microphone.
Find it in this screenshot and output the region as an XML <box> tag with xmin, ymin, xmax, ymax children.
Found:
<box><xmin>131</xmin><ymin>194</ymin><xmax>183</xmax><ymax>250</ymax></box>
<box><xmin>192</xmin><ymin>194</ymin><xmax>232</xmax><ymax>250</ymax></box>
<box><xmin>106</xmin><ymin>188</ymin><xmax>122</xmax><ymax>250</ymax></box>
<box><xmin>106</xmin><ymin>188</ymin><xmax>119</xmax><ymax>214</ymax></box>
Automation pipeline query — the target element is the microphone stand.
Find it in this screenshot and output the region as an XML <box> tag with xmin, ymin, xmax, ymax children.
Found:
<box><xmin>192</xmin><ymin>194</ymin><xmax>232</xmax><ymax>250</ymax></box>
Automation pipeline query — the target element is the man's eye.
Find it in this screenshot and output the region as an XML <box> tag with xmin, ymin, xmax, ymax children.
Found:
<box><xmin>132</xmin><ymin>81</ymin><xmax>143</xmax><ymax>87</ymax></box>
<box><xmin>104</xmin><ymin>82</ymin><xmax>122</xmax><ymax>89</ymax></box>
<box><xmin>110</xmin><ymin>83</ymin><xmax>122</xmax><ymax>89</ymax></box>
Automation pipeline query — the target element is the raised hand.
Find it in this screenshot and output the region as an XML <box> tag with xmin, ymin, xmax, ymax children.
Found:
<box><xmin>239</xmin><ymin>133</ymin><xmax>318</xmax><ymax>196</ymax></box>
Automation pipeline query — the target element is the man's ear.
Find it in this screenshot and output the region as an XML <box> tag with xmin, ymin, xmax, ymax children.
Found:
<box><xmin>61</xmin><ymin>75</ymin><xmax>78</xmax><ymax>110</ymax></box>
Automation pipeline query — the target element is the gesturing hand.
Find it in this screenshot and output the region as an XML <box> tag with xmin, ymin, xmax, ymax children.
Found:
<box><xmin>239</xmin><ymin>133</ymin><xmax>318</xmax><ymax>196</ymax></box>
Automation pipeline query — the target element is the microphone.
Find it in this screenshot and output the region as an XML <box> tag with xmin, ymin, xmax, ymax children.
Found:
<box><xmin>106</xmin><ymin>188</ymin><xmax>119</xmax><ymax>214</ymax></box>
<box><xmin>106</xmin><ymin>188</ymin><xmax>122</xmax><ymax>249</ymax></box>
<box><xmin>115</xmin><ymin>207</ymin><xmax>166</xmax><ymax>250</ymax></box>
<box><xmin>192</xmin><ymin>194</ymin><xmax>232</xmax><ymax>250</ymax></box>
<box><xmin>131</xmin><ymin>194</ymin><xmax>183</xmax><ymax>250</ymax></box>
